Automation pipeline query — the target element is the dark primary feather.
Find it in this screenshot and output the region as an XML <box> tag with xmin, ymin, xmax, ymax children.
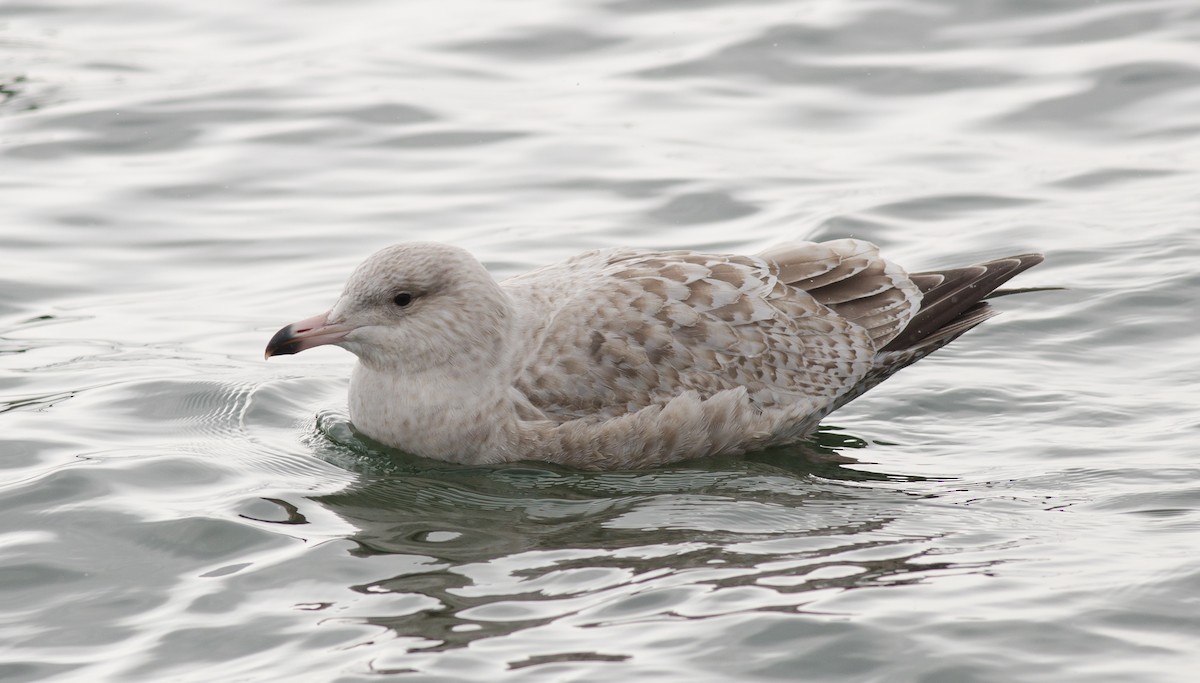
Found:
<box><xmin>881</xmin><ymin>253</ymin><xmax>1044</xmax><ymax>353</ymax></box>
<box><xmin>816</xmin><ymin>252</ymin><xmax>1044</xmax><ymax>419</ymax></box>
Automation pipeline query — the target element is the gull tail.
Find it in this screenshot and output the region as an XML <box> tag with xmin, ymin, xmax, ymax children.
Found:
<box><xmin>827</xmin><ymin>252</ymin><xmax>1044</xmax><ymax>414</ymax></box>
<box><xmin>880</xmin><ymin>253</ymin><xmax>1044</xmax><ymax>353</ymax></box>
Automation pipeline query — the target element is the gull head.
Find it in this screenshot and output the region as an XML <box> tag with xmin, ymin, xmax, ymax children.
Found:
<box><xmin>265</xmin><ymin>242</ymin><xmax>511</xmax><ymax>372</ymax></box>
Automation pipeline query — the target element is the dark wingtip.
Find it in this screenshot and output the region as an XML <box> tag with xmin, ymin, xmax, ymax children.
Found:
<box><xmin>880</xmin><ymin>251</ymin><xmax>1045</xmax><ymax>353</ymax></box>
<box><xmin>264</xmin><ymin>324</ymin><xmax>300</xmax><ymax>359</ymax></box>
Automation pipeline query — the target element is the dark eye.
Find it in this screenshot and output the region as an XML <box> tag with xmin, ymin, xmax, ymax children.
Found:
<box><xmin>393</xmin><ymin>292</ymin><xmax>414</xmax><ymax>307</ymax></box>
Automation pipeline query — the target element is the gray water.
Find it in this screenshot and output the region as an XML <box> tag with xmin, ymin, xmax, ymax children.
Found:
<box><xmin>3</xmin><ymin>1</ymin><xmax>1199</xmax><ymax>681</ymax></box>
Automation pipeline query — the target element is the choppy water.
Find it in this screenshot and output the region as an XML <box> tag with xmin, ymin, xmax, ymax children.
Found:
<box><xmin>3</xmin><ymin>1</ymin><xmax>1199</xmax><ymax>681</ymax></box>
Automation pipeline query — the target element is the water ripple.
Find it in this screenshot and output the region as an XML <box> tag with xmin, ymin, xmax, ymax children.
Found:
<box><xmin>3</xmin><ymin>0</ymin><xmax>1200</xmax><ymax>681</ymax></box>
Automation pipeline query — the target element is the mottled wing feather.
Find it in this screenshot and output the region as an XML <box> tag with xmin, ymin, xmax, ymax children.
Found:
<box><xmin>760</xmin><ymin>239</ymin><xmax>922</xmax><ymax>349</ymax></box>
<box><xmin>498</xmin><ymin>240</ymin><xmax>1043</xmax><ymax>464</ymax></box>
<box><xmin>506</xmin><ymin>244</ymin><xmax>887</xmax><ymax>423</ymax></box>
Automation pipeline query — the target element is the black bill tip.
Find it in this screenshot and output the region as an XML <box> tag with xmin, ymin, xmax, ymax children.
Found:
<box><xmin>264</xmin><ymin>324</ymin><xmax>301</xmax><ymax>359</ymax></box>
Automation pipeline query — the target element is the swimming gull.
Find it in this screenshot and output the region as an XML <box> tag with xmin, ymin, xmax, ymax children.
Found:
<box><xmin>266</xmin><ymin>240</ymin><xmax>1042</xmax><ymax>469</ymax></box>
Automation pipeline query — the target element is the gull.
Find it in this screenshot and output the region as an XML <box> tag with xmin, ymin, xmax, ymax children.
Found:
<box><xmin>266</xmin><ymin>239</ymin><xmax>1042</xmax><ymax>469</ymax></box>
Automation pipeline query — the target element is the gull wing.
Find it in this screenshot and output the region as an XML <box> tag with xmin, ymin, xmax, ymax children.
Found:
<box><xmin>505</xmin><ymin>240</ymin><xmax>914</xmax><ymax>422</ymax></box>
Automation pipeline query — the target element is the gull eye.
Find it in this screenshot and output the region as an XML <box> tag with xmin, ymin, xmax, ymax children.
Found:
<box><xmin>393</xmin><ymin>292</ymin><xmax>414</xmax><ymax>307</ymax></box>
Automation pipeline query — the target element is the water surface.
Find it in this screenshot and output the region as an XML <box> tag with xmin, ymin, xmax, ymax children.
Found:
<box><xmin>2</xmin><ymin>1</ymin><xmax>1199</xmax><ymax>681</ymax></box>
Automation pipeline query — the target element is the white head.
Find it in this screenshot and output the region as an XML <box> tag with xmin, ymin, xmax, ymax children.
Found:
<box><xmin>265</xmin><ymin>242</ymin><xmax>512</xmax><ymax>372</ymax></box>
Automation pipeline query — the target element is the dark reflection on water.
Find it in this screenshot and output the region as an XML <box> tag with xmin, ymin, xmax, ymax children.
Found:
<box><xmin>279</xmin><ymin>414</ymin><xmax>979</xmax><ymax>656</ymax></box>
